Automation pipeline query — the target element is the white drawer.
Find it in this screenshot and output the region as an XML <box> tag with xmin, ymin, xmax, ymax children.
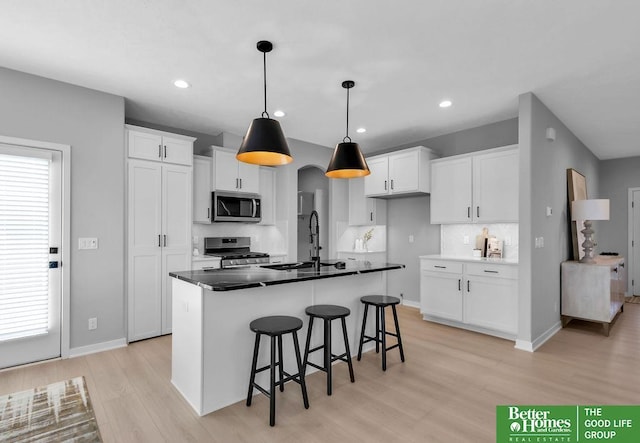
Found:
<box><xmin>192</xmin><ymin>258</ymin><xmax>221</xmax><ymax>270</ymax></box>
<box><xmin>420</xmin><ymin>259</ymin><xmax>463</xmax><ymax>274</ymax></box>
<box><xmin>465</xmin><ymin>262</ymin><xmax>518</xmax><ymax>279</ymax></box>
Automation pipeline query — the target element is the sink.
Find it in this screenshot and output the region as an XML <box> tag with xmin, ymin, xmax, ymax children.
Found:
<box><xmin>261</xmin><ymin>261</ymin><xmax>316</xmax><ymax>271</ymax></box>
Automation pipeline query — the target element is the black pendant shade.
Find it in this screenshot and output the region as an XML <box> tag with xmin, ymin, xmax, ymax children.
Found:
<box><xmin>326</xmin><ymin>80</ymin><xmax>370</xmax><ymax>178</ymax></box>
<box><xmin>237</xmin><ymin>40</ymin><xmax>293</xmax><ymax>166</ymax></box>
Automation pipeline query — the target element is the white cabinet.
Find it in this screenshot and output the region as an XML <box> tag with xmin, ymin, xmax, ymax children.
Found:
<box><xmin>193</xmin><ymin>155</ymin><xmax>212</xmax><ymax>224</ymax></box>
<box><xmin>126</xmin><ymin>125</ymin><xmax>194</xmax><ymax>166</ymax></box>
<box><xmin>337</xmin><ymin>251</ymin><xmax>387</xmax><ymax>263</ymax></box>
<box><xmin>192</xmin><ymin>257</ymin><xmax>221</xmax><ymax>271</ymax></box>
<box><xmin>127</xmin><ymin>130</ymin><xmax>194</xmax><ymax>343</ymax></box>
<box><xmin>420</xmin><ymin>258</ymin><xmax>518</xmax><ymax>338</ymax></box>
<box><xmin>561</xmin><ymin>256</ymin><xmax>626</xmax><ymax>336</ymax></box>
<box><xmin>430</xmin><ymin>145</ymin><xmax>518</xmax><ymax>224</ymax></box>
<box><xmin>364</xmin><ymin>146</ymin><xmax>437</xmax><ymax>197</ymax></box>
<box><xmin>258</xmin><ymin>167</ymin><xmax>276</xmax><ymax>225</ymax></box>
<box><xmin>212</xmin><ymin>147</ymin><xmax>260</xmax><ymax>193</ymax></box>
<box><xmin>348</xmin><ymin>177</ymin><xmax>387</xmax><ymax>226</ymax></box>
<box><xmin>269</xmin><ymin>254</ymin><xmax>288</xmax><ymax>264</ymax></box>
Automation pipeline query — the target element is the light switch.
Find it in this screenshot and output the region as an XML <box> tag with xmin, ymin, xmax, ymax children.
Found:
<box><xmin>78</xmin><ymin>237</ymin><xmax>98</xmax><ymax>250</ymax></box>
<box><xmin>546</xmin><ymin>206</ymin><xmax>553</xmax><ymax>217</ymax></box>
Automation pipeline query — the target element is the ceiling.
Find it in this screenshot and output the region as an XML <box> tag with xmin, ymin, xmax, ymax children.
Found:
<box><xmin>2</xmin><ymin>1</ymin><xmax>639</xmax><ymax>159</ymax></box>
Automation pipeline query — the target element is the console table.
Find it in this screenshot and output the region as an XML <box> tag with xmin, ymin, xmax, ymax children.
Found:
<box><xmin>561</xmin><ymin>256</ymin><xmax>626</xmax><ymax>336</ymax></box>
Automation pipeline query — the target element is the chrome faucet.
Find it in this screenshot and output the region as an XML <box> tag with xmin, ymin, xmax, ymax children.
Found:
<box><xmin>309</xmin><ymin>210</ymin><xmax>321</xmax><ymax>269</ymax></box>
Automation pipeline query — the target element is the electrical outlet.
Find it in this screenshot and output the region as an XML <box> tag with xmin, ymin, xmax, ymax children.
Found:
<box><xmin>88</xmin><ymin>317</ymin><xmax>97</xmax><ymax>330</ymax></box>
<box><xmin>463</xmin><ymin>235</ymin><xmax>470</xmax><ymax>245</ymax></box>
<box><xmin>79</xmin><ymin>238</ymin><xmax>98</xmax><ymax>250</ymax></box>
<box><xmin>408</xmin><ymin>235</ymin><xmax>414</xmax><ymax>243</ymax></box>
<box><xmin>505</xmin><ymin>236</ymin><xmax>512</xmax><ymax>246</ymax></box>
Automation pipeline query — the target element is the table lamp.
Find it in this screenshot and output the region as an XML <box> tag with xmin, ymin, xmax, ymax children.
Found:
<box><xmin>571</xmin><ymin>199</ymin><xmax>610</xmax><ymax>263</ymax></box>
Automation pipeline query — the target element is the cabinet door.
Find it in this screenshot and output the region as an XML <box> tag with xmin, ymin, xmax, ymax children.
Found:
<box><xmin>388</xmin><ymin>150</ymin><xmax>419</xmax><ymax>194</ymax></box>
<box><xmin>349</xmin><ymin>178</ymin><xmax>368</xmax><ymax>225</ymax></box>
<box><xmin>430</xmin><ymin>157</ymin><xmax>473</xmax><ymax>224</ymax></box>
<box><xmin>364</xmin><ymin>156</ymin><xmax>389</xmax><ymax>196</ymax></box>
<box><xmin>258</xmin><ymin>167</ymin><xmax>276</xmax><ymax>225</ymax></box>
<box><xmin>128</xmin><ymin>130</ymin><xmax>163</xmax><ymax>162</ymax></box>
<box><xmin>127</xmin><ymin>160</ymin><xmax>163</xmax><ymax>341</ymax></box>
<box><xmin>162</xmin><ymin>136</ymin><xmax>193</xmax><ymax>166</ymax></box>
<box><xmin>161</xmin><ymin>164</ymin><xmax>192</xmax><ymax>335</ymax></box>
<box><xmin>238</xmin><ymin>161</ymin><xmax>260</xmax><ymax>193</ymax></box>
<box><xmin>420</xmin><ymin>271</ymin><xmax>463</xmax><ymax>321</ymax></box>
<box><xmin>213</xmin><ymin>149</ymin><xmax>240</xmax><ymax>191</ymax></box>
<box><xmin>472</xmin><ymin>148</ymin><xmax>519</xmax><ymax>222</ymax></box>
<box><xmin>193</xmin><ymin>156</ymin><xmax>212</xmax><ymax>223</ymax></box>
<box><xmin>464</xmin><ymin>276</ymin><xmax>517</xmax><ymax>334</ymax></box>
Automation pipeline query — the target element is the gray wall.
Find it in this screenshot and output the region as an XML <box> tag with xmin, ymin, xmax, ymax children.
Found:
<box><xmin>518</xmin><ymin>92</ymin><xmax>600</xmax><ymax>346</ymax></box>
<box><xmin>0</xmin><ymin>67</ymin><xmax>125</xmax><ymax>349</ymax></box>
<box><xmin>383</xmin><ymin>118</ymin><xmax>519</xmax><ymax>305</ymax></box>
<box><xmin>297</xmin><ymin>166</ymin><xmax>329</xmax><ymax>261</ymax></box>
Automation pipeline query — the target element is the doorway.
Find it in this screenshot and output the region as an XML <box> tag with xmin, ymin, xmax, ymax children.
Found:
<box><xmin>629</xmin><ymin>188</ymin><xmax>640</xmax><ymax>296</ymax></box>
<box><xmin>0</xmin><ymin>138</ymin><xmax>69</xmax><ymax>369</ymax></box>
<box><xmin>297</xmin><ymin>166</ymin><xmax>328</xmax><ymax>262</ymax></box>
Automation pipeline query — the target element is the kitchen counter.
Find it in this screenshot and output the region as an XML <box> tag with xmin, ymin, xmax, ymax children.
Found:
<box><xmin>170</xmin><ymin>259</ymin><xmax>404</xmax><ymax>291</ymax></box>
<box><xmin>170</xmin><ymin>260</ymin><xmax>404</xmax><ymax>416</ymax></box>
<box><xmin>419</xmin><ymin>254</ymin><xmax>518</xmax><ymax>265</ymax></box>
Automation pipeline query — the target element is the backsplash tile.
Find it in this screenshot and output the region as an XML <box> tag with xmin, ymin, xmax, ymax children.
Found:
<box><xmin>441</xmin><ymin>223</ymin><xmax>519</xmax><ymax>260</ymax></box>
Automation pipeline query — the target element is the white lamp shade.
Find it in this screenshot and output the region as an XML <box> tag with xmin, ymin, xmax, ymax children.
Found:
<box><xmin>571</xmin><ymin>199</ymin><xmax>610</xmax><ymax>221</ymax></box>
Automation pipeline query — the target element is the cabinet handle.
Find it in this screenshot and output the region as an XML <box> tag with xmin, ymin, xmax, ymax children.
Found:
<box><xmin>467</xmin><ymin>280</ymin><xmax>470</xmax><ymax>292</ymax></box>
<box><xmin>458</xmin><ymin>279</ymin><xmax>461</xmax><ymax>291</ymax></box>
<box><xmin>483</xmin><ymin>270</ymin><xmax>499</xmax><ymax>274</ymax></box>
<box><xmin>434</xmin><ymin>265</ymin><xmax>447</xmax><ymax>269</ymax></box>
<box><xmin>207</xmin><ymin>208</ymin><xmax>210</xmax><ymax>219</ymax></box>
<box><xmin>158</xmin><ymin>235</ymin><xmax>161</xmax><ymax>247</ymax></box>
<box><xmin>236</xmin><ymin>178</ymin><xmax>239</xmax><ymax>189</ymax></box>
<box><xmin>391</xmin><ymin>179</ymin><xmax>394</xmax><ymax>190</ymax></box>
<box><xmin>467</xmin><ymin>207</ymin><xmax>471</xmax><ymax>218</ymax></box>
<box><xmin>384</xmin><ymin>180</ymin><xmax>387</xmax><ymax>191</ymax></box>
<box><xmin>239</xmin><ymin>178</ymin><xmax>242</xmax><ymax>189</ymax></box>
<box><xmin>613</xmin><ymin>267</ymin><xmax>618</xmax><ymax>273</ymax></box>
<box><xmin>164</xmin><ymin>145</ymin><xmax>167</xmax><ymax>158</ymax></box>
<box><xmin>477</xmin><ymin>206</ymin><xmax>480</xmax><ymax>218</ymax></box>
<box><xmin>163</xmin><ymin>235</ymin><xmax>167</xmax><ymax>247</ymax></box>
<box><xmin>370</xmin><ymin>212</ymin><xmax>373</xmax><ymax>222</ymax></box>
<box><xmin>620</xmin><ymin>262</ymin><xmax>625</xmax><ymax>268</ymax></box>
<box><xmin>158</xmin><ymin>145</ymin><xmax>162</xmax><ymax>158</ymax></box>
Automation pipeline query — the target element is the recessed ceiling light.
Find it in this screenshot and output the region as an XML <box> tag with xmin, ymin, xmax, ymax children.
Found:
<box><xmin>356</xmin><ymin>128</ymin><xmax>366</xmax><ymax>133</ymax></box>
<box><xmin>174</xmin><ymin>79</ymin><xmax>190</xmax><ymax>89</ymax></box>
<box><xmin>273</xmin><ymin>110</ymin><xmax>285</xmax><ymax>117</ymax></box>
<box><xmin>439</xmin><ymin>100</ymin><xmax>452</xmax><ymax>108</ymax></box>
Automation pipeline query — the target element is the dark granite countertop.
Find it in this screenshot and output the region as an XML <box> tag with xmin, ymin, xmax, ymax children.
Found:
<box><xmin>170</xmin><ymin>259</ymin><xmax>405</xmax><ymax>291</ymax></box>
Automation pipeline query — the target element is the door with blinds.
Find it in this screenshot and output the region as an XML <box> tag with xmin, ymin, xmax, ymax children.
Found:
<box><xmin>0</xmin><ymin>143</ymin><xmax>62</xmax><ymax>369</ymax></box>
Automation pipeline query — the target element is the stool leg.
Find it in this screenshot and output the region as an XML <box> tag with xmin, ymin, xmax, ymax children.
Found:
<box><xmin>375</xmin><ymin>306</ymin><xmax>380</xmax><ymax>354</ymax></box>
<box><xmin>246</xmin><ymin>333</ymin><xmax>261</xmax><ymax>407</ymax></box>
<box><xmin>380</xmin><ymin>306</ymin><xmax>387</xmax><ymax>371</ymax></box>
<box><xmin>292</xmin><ymin>331</ymin><xmax>309</xmax><ymax>409</ymax></box>
<box><xmin>269</xmin><ymin>335</ymin><xmax>276</xmax><ymax>426</ymax></box>
<box><xmin>277</xmin><ymin>334</ymin><xmax>284</xmax><ymax>392</ymax></box>
<box><xmin>357</xmin><ymin>303</ymin><xmax>369</xmax><ymax>361</ymax></box>
<box><xmin>325</xmin><ymin>318</ymin><xmax>332</xmax><ymax>395</ymax></box>
<box><xmin>392</xmin><ymin>305</ymin><xmax>405</xmax><ymax>362</ymax></box>
<box><xmin>341</xmin><ymin>317</ymin><xmax>355</xmax><ymax>383</ymax></box>
<box><xmin>302</xmin><ymin>316</ymin><xmax>314</xmax><ymax>373</ymax></box>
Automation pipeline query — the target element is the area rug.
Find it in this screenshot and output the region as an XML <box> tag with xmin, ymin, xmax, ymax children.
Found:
<box><xmin>0</xmin><ymin>376</ymin><xmax>102</xmax><ymax>442</ymax></box>
<box><xmin>626</xmin><ymin>296</ymin><xmax>640</xmax><ymax>304</ymax></box>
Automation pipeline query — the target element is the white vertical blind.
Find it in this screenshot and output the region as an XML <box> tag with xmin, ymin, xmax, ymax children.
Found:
<box><xmin>0</xmin><ymin>153</ymin><xmax>50</xmax><ymax>341</ymax></box>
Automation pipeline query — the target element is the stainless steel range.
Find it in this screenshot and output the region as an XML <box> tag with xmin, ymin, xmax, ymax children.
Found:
<box><xmin>203</xmin><ymin>236</ymin><xmax>269</xmax><ymax>268</ymax></box>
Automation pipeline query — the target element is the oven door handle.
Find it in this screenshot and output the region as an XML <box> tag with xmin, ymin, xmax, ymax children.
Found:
<box><xmin>252</xmin><ymin>199</ymin><xmax>257</xmax><ymax>218</ymax></box>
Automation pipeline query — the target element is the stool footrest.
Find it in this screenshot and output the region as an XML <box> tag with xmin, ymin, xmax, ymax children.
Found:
<box><xmin>250</xmin><ymin>370</ymin><xmax>305</xmax><ymax>399</ymax></box>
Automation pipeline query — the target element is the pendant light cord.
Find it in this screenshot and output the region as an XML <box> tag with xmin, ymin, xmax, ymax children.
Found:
<box><xmin>262</xmin><ymin>51</ymin><xmax>269</xmax><ymax>119</ymax></box>
<box><xmin>344</xmin><ymin>85</ymin><xmax>351</xmax><ymax>143</ymax></box>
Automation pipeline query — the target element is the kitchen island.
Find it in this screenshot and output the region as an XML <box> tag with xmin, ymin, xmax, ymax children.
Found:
<box><xmin>169</xmin><ymin>260</ymin><xmax>404</xmax><ymax>416</ymax></box>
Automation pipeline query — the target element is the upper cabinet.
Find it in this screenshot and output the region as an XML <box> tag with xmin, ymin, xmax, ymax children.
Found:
<box><xmin>349</xmin><ymin>177</ymin><xmax>387</xmax><ymax>226</ymax></box>
<box><xmin>430</xmin><ymin>145</ymin><xmax>519</xmax><ymax>224</ymax></box>
<box><xmin>126</xmin><ymin>124</ymin><xmax>194</xmax><ymax>166</ymax></box>
<box><xmin>364</xmin><ymin>146</ymin><xmax>438</xmax><ymax>198</ymax></box>
<box><xmin>193</xmin><ymin>155</ymin><xmax>212</xmax><ymax>224</ymax></box>
<box><xmin>212</xmin><ymin>147</ymin><xmax>260</xmax><ymax>193</ymax></box>
<box><xmin>258</xmin><ymin>166</ymin><xmax>276</xmax><ymax>226</ymax></box>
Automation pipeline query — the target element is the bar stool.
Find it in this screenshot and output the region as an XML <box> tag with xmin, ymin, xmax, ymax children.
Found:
<box><xmin>302</xmin><ymin>305</ymin><xmax>355</xmax><ymax>395</ymax></box>
<box><xmin>246</xmin><ymin>315</ymin><xmax>309</xmax><ymax>426</ymax></box>
<box><xmin>357</xmin><ymin>295</ymin><xmax>405</xmax><ymax>371</ymax></box>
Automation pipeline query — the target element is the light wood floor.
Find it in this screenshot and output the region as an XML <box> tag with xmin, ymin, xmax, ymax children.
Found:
<box><xmin>2</xmin><ymin>304</ymin><xmax>639</xmax><ymax>442</ymax></box>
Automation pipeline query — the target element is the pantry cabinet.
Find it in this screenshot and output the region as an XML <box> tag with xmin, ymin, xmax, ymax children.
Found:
<box><xmin>212</xmin><ymin>147</ymin><xmax>260</xmax><ymax>193</ymax></box>
<box><xmin>420</xmin><ymin>257</ymin><xmax>518</xmax><ymax>338</ymax></box>
<box><xmin>126</xmin><ymin>126</ymin><xmax>195</xmax><ymax>342</ymax></box>
<box><xmin>127</xmin><ymin>125</ymin><xmax>193</xmax><ymax>166</ymax></box>
<box><xmin>364</xmin><ymin>146</ymin><xmax>438</xmax><ymax>197</ymax></box>
<box><xmin>348</xmin><ymin>177</ymin><xmax>387</xmax><ymax>226</ymax></box>
<box><xmin>430</xmin><ymin>145</ymin><xmax>518</xmax><ymax>224</ymax></box>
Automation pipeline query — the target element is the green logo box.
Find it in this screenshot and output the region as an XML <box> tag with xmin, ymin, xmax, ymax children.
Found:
<box><xmin>497</xmin><ymin>405</ymin><xmax>640</xmax><ymax>442</ymax></box>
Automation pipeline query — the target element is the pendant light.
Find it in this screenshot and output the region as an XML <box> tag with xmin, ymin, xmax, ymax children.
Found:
<box><xmin>237</xmin><ymin>40</ymin><xmax>292</xmax><ymax>166</ymax></box>
<box><xmin>326</xmin><ymin>80</ymin><xmax>370</xmax><ymax>178</ymax></box>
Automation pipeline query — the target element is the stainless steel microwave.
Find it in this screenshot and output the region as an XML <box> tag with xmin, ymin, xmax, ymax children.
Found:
<box><xmin>212</xmin><ymin>191</ymin><xmax>261</xmax><ymax>223</ymax></box>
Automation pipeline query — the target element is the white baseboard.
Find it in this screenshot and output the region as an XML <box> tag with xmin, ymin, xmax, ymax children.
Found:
<box><xmin>515</xmin><ymin>320</ymin><xmax>562</xmax><ymax>352</ymax></box>
<box><xmin>402</xmin><ymin>299</ymin><xmax>420</xmax><ymax>309</ymax></box>
<box><xmin>69</xmin><ymin>338</ymin><xmax>127</xmax><ymax>358</ymax></box>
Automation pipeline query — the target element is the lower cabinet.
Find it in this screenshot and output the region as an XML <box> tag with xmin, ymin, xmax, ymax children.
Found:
<box><xmin>420</xmin><ymin>258</ymin><xmax>518</xmax><ymax>338</ymax></box>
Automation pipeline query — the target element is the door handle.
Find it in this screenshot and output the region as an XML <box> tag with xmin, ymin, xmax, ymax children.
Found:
<box><xmin>458</xmin><ymin>279</ymin><xmax>461</xmax><ymax>291</ymax></box>
<box><xmin>236</xmin><ymin>178</ymin><xmax>239</xmax><ymax>189</ymax></box>
<box><xmin>467</xmin><ymin>280</ymin><xmax>470</xmax><ymax>292</ymax></box>
<box><xmin>164</xmin><ymin>145</ymin><xmax>167</xmax><ymax>158</ymax></box>
<box><xmin>391</xmin><ymin>179</ymin><xmax>394</xmax><ymax>190</ymax></box>
<box><xmin>207</xmin><ymin>208</ymin><xmax>210</xmax><ymax>219</ymax></box>
<box><xmin>163</xmin><ymin>235</ymin><xmax>167</xmax><ymax>247</ymax></box>
<box><xmin>384</xmin><ymin>180</ymin><xmax>387</xmax><ymax>191</ymax></box>
<box><xmin>158</xmin><ymin>145</ymin><xmax>162</xmax><ymax>158</ymax></box>
<box><xmin>370</xmin><ymin>212</ymin><xmax>373</xmax><ymax>221</ymax></box>
<box><xmin>467</xmin><ymin>207</ymin><xmax>471</xmax><ymax>218</ymax></box>
<box><xmin>239</xmin><ymin>178</ymin><xmax>242</xmax><ymax>189</ymax></box>
<box><xmin>158</xmin><ymin>235</ymin><xmax>161</xmax><ymax>247</ymax></box>
<box><xmin>477</xmin><ymin>206</ymin><xmax>480</xmax><ymax>218</ymax></box>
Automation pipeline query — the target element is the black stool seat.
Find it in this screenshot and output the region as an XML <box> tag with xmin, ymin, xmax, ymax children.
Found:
<box><xmin>305</xmin><ymin>304</ymin><xmax>350</xmax><ymax>320</ymax></box>
<box><xmin>303</xmin><ymin>304</ymin><xmax>355</xmax><ymax>395</ymax></box>
<box><xmin>357</xmin><ymin>295</ymin><xmax>405</xmax><ymax>371</ymax></box>
<box><xmin>250</xmin><ymin>315</ymin><xmax>303</xmax><ymax>335</ymax></box>
<box><xmin>246</xmin><ymin>315</ymin><xmax>309</xmax><ymax>426</ymax></box>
